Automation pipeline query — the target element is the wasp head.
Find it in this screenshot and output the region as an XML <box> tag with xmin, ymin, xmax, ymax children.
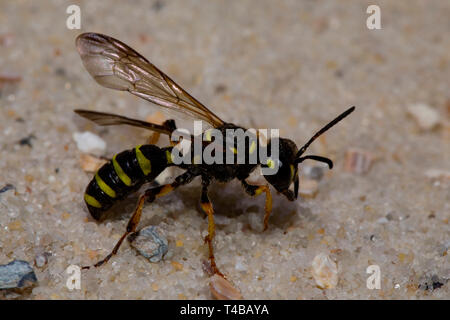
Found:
<box><xmin>262</xmin><ymin>107</ymin><xmax>355</xmax><ymax>201</ymax></box>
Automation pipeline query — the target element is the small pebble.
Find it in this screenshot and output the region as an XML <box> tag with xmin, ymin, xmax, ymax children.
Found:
<box><xmin>73</xmin><ymin>131</ymin><xmax>106</xmax><ymax>155</ymax></box>
<box><xmin>344</xmin><ymin>148</ymin><xmax>374</xmax><ymax>174</ymax></box>
<box><xmin>311</xmin><ymin>253</ymin><xmax>338</xmax><ymax>289</ymax></box>
<box><xmin>18</xmin><ymin>134</ymin><xmax>36</xmax><ymax>148</ymax></box>
<box><xmin>0</xmin><ymin>184</ymin><xmax>15</xmax><ymax>194</ymax></box>
<box><xmin>0</xmin><ymin>260</ymin><xmax>37</xmax><ymax>289</ymax></box>
<box><xmin>0</xmin><ymin>33</ymin><xmax>14</xmax><ymax>47</ymax></box>
<box><xmin>0</xmin><ymin>73</ymin><xmax>22</xmax><ymax>85</ymax></box>
<box><xmin>34</xmin><ymin>254</ymin><xmax>47</xmax><ymax>268</ymax></box>
<box><xmin>79</xmin><ymin>154</ymin><xmax>108</xmax><ymax>172</ymax></box>
<box><xmin>407</xmin><ymin>103</ymin><xmax>440</xmax><ymax>131</ymax></box>
<box><xmin>424</xmin><ymin>169</ymin><xmax>450</xmax><ymax>181</ymax></box>
<box><xmin>128</xmin><ymin>226</ymin><xmax>168</xmax><ymax>263</ymax></box>
<box><xmin>418</xmin><ymin>274</ymin><xmax>446</xmax><ymax>291</ymax></box>
<box><xmin>209</xmin><ymin>274</ymin><xmax>243</xmax><ymax>300</ymax></box>
<box><xmin>299</xmin><ymin>179</ymin><xmax>319</xmax><ymax>198</ymax></box>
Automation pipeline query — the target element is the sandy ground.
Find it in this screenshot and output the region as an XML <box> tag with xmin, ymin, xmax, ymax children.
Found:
<box><xmin>0</xmin><ymin>0</ymin><xmax>448</xmax><ymax>299</ymax></box>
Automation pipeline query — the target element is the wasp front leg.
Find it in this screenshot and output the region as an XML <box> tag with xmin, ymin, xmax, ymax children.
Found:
<box><xmin>200</xmin><ymin>178</ymin><xmax>225</xmax><ymax>277</ymax></box>
<box><xmin>241</xmin><ymin>180</ymin><xmax>273</xmax><ymax>231</ymax></box>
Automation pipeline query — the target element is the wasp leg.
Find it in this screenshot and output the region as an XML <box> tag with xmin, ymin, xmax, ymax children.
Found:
<box><xmin>200</xmin><ymin>178</ymin><xmax>225</xmax><ymax>278</ymax></box>
<box><xmin>147</xmin><ymin>119</ymin><xmax>177</xmax><ymax>144</ymax></box>
<box><xmin>82</xmin><ymin>171</ymin><xmax>195</xmax><ymax>270</ymax></box>
<box><xmin>241</xmin><ymin>180</ymin><xmax>273</xmax><ymax>231</ymax></box>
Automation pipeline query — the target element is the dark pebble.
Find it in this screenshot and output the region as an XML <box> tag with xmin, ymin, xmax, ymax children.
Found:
<box><xmin>0</xmin><ymin>184</ymin><xmax>15</xmax><ymax>194</ymax></box>
<box><xmin>0</xmin><ymin>260</ymin><xmax>38</xmax><ymax>289</ymax></box>
<box><xmin>18</xmin><ymin>134</ymin><xmax>36</xmax><ymax>148</ymax></box>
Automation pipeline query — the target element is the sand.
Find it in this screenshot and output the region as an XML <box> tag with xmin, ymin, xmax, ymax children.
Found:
<box><xmin>0</xmin><ymin>0</ymin><xmax>448</xmax><ymax>299</ymax></box>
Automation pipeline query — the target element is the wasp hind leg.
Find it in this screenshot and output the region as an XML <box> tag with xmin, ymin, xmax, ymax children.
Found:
<box><xmin>82</xmin><ymin>171</ymin><xmax>194</xmax><ymax>270</ymax></box>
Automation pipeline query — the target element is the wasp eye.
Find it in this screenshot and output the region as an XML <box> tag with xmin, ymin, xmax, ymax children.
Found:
<box><xmin>266</xmin><ymin>158</ymin><xmax>282</xmax><ymax>169</ymax></box>
<box><xmin>266</xmin><ymin>158</ymin><xmax>275</xmax><ymax>169</ymax></box>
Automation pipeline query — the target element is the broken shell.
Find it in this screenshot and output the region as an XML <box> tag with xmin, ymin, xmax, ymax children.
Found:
<box><xmin>424</xmin><ymin>169</ymin><xmax>450</xmax><ymax>181</ymax></box>
<box><xmin>73</xmin><ymin>131</ymin><xmax>106</xmax><ymax>155</ymax></box>
<box><xmin>209</xmin><ymin>274</ymin><xmax>243</xmax><ymax>300</ymax></box>
<box><xmin>407</xmin><ymin>103</ymin><xmax>440</xmax><ymax>131</ymax></box>
<box><xmin>311</xmin><ymin>253</ymin><xmax>338</xmax><ymax>289</ymax></box>
<box><xmin>79</xmin><ymin>154</ymin><xmax>108</xmax><ymax>172</ymax></box>
<box><xmin>344</xmin><ymin>148</ymin><xmax>374</xmax><ymax>174</ymax></box>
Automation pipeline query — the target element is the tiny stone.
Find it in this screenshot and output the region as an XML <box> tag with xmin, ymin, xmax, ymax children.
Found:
<box><xmin>247</xmin><ymin>212</ymin><xmax>263</xmax><ymax>232</ymax></box>
<box><xmin>311</xmin><ymin>253</ymin><xmax>338</xmax><ymax>289</ymax></box>
<box><xmin>72</xmin><ymin>131</ymin><xmax>106</xmax><ymax>155</ymax></box>
<box><xmin>0</xmin><ymin>183</ymin><xmax>15</xmax><ymax>194</ymax></box>
<box><xmin>407</xmin><ymin>103</ymin><xmax>440</xmax><ymax>131</ymax></box>
<box><xmin>418</xmin><ymin>274</ymin><xmax>447</xmax><ymax>291</ymax></box>
<box><xmin>0</xmin><ymin>260</ymin><xmax>38</xmax><ymax>289</ymax></box>
<box><xmin>209</xmin><ymin>274</ymin><xmax>243</xmax><ymax>300</ymax></box>
<box><xmin>34</xmin><ymin>254</ymin><xmax>47</xmax><ymax>268</ymax></box>
<box><xmin>128</xmin><ymin>226</ymin><xmax>168</xmax><ymax>263</ymax></box>
<box><xmin>377</xmin><ymin>217</ymin><xmax>389</xmax><ymax>224</ymax></box>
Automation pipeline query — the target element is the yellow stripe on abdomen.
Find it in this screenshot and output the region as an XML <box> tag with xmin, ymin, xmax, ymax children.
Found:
<box><xmin>135</xmin><ymin>145</ymin><xmax>151</xmax><ymax>175</ymax></box>
<box><xmin>95</xmin><ymin>172</ymin><xmax>116</xmax><ymax>198</ymax></box>
<box><xmin>112</xmin><ymin>154</ymin><xmax>132</xmax><ymax>186</ymax></box>
<box><xmin>84</xmin><ymin>193</ymin><xmax>102</xmax><ymax>208</ymax></box>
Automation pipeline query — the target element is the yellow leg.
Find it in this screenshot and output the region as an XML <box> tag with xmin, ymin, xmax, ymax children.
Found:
<box><xmin>200</xmin><ymin>180</ymin><xmax>225</xmax><ymax>277</ymax></box>
<box><xmin>242</xmin><ymin>181</ymin><xmax>273</xmax><ymax>231</ymax></box>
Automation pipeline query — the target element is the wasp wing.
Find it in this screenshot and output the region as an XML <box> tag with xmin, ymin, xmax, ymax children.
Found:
<box><xmin>76</xmin><ymin>33</ymin><xmax>224</xmax><ymax>128</ymax></box>
<box><xmin>74</xmin><ymin>109</ymin><xmax>173</xmax><ymax>135</ymax></box>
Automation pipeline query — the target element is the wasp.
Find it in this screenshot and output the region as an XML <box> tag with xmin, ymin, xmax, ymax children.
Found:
<box><xmin>74</xmin><ymin>33</ymin><xmax>355</xmax><ymax>276</ymax></box>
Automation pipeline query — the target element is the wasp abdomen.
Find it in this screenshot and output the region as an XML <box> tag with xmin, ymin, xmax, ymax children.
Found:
<box><xmin>84</xmin><ymin>145</ymin><xmax>172</xmax><ymax>220</ymax></box>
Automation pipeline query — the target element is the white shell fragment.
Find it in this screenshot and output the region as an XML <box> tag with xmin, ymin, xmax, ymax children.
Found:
<box><xmin>311</xmin><ymin>253</ymin><xmax>338</xmax><ymax>289</ymax></box>
<box><xmin>128</xmin><ymin>226</ymin><xmax>168</xmax><ymax>263</ymax></box>
<box><xmin>79</xmin><ymin>154</ymin><xmax>108</xmax><ymax>172</ymax></box>
<box><xmin>0</xmin><ymin>260</ymin><xmax>37</xmax><ymax>289</ymax></box>
<box><xmin>209</xmin><ymin>274</ymin><xmax>243</xmax><ymax>300</ymax></box>
<box><xmin>344</xmin><ymin>148</ymin><xmax>374</xmax><ymax>174</ymax></box>
<box><xmin>73</xmin><ymin>131</ymin><xmax>106</xmax><ymax>155</ymax></box>
<box><xmin>407</xmin><ymin>103</ymin><xmax>440</xmax><ymax>131</ymax></box>
<box><xmin>424</xmin><ymin>169</ymin><xmax>450</xmax><ymax>181</ymax></box>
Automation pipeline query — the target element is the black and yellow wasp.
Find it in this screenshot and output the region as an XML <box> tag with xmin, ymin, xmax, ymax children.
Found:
<box><xmin>74</xmin><ymin>33</ymin><xmax>355</xmax><ymax>276</ymax></box>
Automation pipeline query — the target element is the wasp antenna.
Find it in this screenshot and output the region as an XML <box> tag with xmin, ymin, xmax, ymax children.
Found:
<box><xmin>295</xmin><ymin>155</ymin><xmax>333</xmax><ymax>169</ymax></box>
<box><xmin>296</xmin><ymin>106</ymin><xmax>355</xmax><ymax>158</ymax></box>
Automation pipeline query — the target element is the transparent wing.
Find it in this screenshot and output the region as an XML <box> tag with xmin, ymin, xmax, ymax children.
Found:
<box><xmin>76</xmin><ymin>33</ymin><xmax>225</xmax><ymax>128</ymax></box>
<box><xmin>74</xmin><ymin>109</ymin><xmax>172</xmax><ymax>135</ymax></box>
